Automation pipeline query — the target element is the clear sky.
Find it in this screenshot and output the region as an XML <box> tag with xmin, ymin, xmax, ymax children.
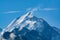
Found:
<box><xmin>0</xmin><ymin>0</ymin><xmax>60</xmax><ymax>29</ymax></box>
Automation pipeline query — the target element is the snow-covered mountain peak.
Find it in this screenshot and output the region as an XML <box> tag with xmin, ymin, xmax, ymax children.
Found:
<box><xmin>0</xmin><ymin>10</ymin><xmax>60</xmax><ymax>40</ymax></box>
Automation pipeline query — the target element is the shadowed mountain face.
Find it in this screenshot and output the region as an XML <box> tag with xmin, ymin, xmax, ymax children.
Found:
<box><xmin>0</xmin><ymin>28</ymin><xmax>2</xmax><ymax>32</ymax></box>
<box><xmin>0</xmin><ymin>13</ymin><xmax>60</xmax><ymax>40</ymax></box>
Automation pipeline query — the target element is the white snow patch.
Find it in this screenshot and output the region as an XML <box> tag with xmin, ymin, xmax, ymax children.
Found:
<box><xmin>10</xmin><ymin>33</ymin><xmax>16</xmax><ymax>39</ymax></box>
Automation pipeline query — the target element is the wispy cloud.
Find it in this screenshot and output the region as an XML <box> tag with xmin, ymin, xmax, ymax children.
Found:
<box><xmin>27</xmin><ymin>7</ymin><xmax>57</xmax><ymax>12</ymax></box>
<box><xmin>36</xmin><ymin>7</ymin><xmax>57</xmax><ymax>11</ymax></box>
<box><xmin>4</xmin><ymin>11</ymin><xmax>20</xmax><ymax>14</ymax></box>
<box><xmin>41</xmin><ymin>8</ymin><xmax>57</xmax><ymax>11</ymax></box>
<box><xmin>3</xmin><ymin>7</ymin><xmax>57</xmax><ymax>14</ymax></box>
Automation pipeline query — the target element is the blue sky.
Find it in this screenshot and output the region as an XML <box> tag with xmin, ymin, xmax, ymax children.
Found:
<box><xmin>0</xmin><ymin>0</ymin><xmax>60</xmax><ymax>29</ymax></box>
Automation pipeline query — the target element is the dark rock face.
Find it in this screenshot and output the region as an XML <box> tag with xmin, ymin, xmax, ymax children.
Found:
<box><xmin>2</xmin><ymin>23</ymin><xmax>60</xmax><ymax>40</ymax></box>
<box><xmin>0</xmin><ymin>28</ymin><xmax>2</xmax><ymax>32</ymax></box>
<box><xmin>3</xmin><ymin>32</ymin><xmax>11</xmax><ymax>39</ymax></box>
